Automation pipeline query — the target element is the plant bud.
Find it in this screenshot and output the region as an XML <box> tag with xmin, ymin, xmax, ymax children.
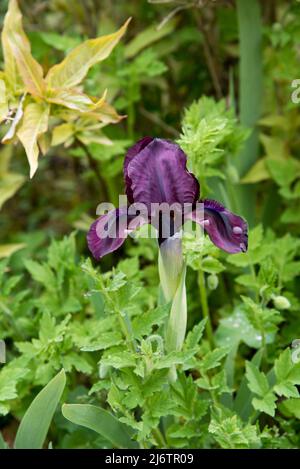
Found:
<box><xmin>273</xmin><ymin>295</ymin><xmax>291</xmax><ymax>310</ymax></box>
<box><xmin>207</xmin><ymin>274</ymin><xmax>218</xmax><ymax>290</ymax></box>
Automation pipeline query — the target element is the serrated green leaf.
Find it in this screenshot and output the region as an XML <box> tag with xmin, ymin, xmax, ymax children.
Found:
<box><xmin>246</xmin><ymin>361</ymin><xmax>269</xmax><ymax>396</ymax></box>
<box><xmin>81</xmin><ymin>331</ymin><xmax>123</xmax><ymax>351</ymax></box>
<box><xmin>132</xmin><ymin>303</ymin><xmax>170</xmax><ymax>339</ymax></box>
<box><xmin>200</xmin><ymin>347</ymin><xmax>229</xmax><ymax>372</ymax></box>
<box><xmin>252</xmin><ymin>392</ymin><xmax>276</xmax><ymax>417</ymax></box>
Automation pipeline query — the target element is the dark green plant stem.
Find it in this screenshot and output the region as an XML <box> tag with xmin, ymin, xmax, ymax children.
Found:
<box><xmin>198</xmin><ymin>270</ymin><xmax>214</xmax><ymax>349</ymax></box>
<box><xmin>127</xmin><ymin>77</ymin><xmax>136</xmax><ymax>140</ymax></box>
<box><xmin>76</xmin><ymin>139</ymin><xmax>109</xmax><ymax>201</ymax></box>
<box><xmin>139</xmin><ymin>106</ymin><xmax>179</xmax><ymax>137</ymax></box>
<box><xmin>194</xmin><ymin>10</ymin><xmax>222</xmax><ymax>100</ymax></box>
<box><xmin>97</xmin><ymin>274</ymin><xmax>136</xmax><ymax>352</ymax></box>
<box><xmin>152</xmin><ymin>428</ymin><xmax>167</xmax><ymax>448</ymax></box>
<box><xmin>235</xmin><ymin>0</ymin><xmax>263</xmax><ymax>226</ymax></box>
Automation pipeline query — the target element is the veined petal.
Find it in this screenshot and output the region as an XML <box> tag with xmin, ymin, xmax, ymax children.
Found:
<box><xmin>126</xmin><ymin>138</ymin><xmax>199</xmax><ymax>209</ymax></box>
<box><xmin>87</xmin><ymin>207</ymin><xmax>147</xmax><ymax>260</ymax></box>
<box><xmin>190</xmin><ymin>199</ymin><xmax>248</xmax><ymax>254</ymax></box>
<box><xmin>124</xmin><ymin>136</ymin><xmax>153</xmax><ymax>203</ymax></box>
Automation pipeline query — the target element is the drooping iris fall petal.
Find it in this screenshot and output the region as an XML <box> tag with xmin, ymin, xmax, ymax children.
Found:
<box><xmin>126</xmin><ymin>138</ymin><xmax>200</xmax><ymax>209</ymax></box>
<box><xmin>87</xmin><ymin>207</ymin><xmax>147</xmax><ymax>259</ymax></box>
<box><xmin>197</xmin><ymin>199</ymin><xmax>248</xmax><ymax>253</ymax></box>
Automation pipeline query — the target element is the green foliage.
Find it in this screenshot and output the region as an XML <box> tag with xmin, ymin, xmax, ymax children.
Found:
<box><xmin>0</xmin><ymin>0</ymin><xmax>300</xmax><ymax>451</ymax></box>
<box><xmin>14</xmin><ymin>369</ymin><xmax>66</xmax><ymax>449</ymax></box>
<box><xmin>62</xmin><ymin>404</ymin><xmax>138</xmax><ymax>449</ymax></box>
<box><xmin>178</xmin><ymin>97</ymin><xmax>248</xmax><ymax>193</ymax></box>
<box><xmin>0</xmin><ymin>0</ymin><xmax>128</xmax><ymax>177</ymax></box>
<box><xmin>246</xmin><ymin>349</ymin><xmax>300</xmax><ymax>418</ymax></box>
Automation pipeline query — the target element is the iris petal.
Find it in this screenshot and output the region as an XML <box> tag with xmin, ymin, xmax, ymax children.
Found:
<box><xmin>87</xmin><ymin>207</ymin><xmax>147</xmax><ymax>260</ymax></box>
<box><xmin>126</xmin><ymin>138</ymin><xmax>200</xmax><ymax>209</ymax></box>
<box><xmin>124</xmin><ymin>137</ymin><xmax>153</xmax><ymax>203</ymax></box>
<box><xmin>190</xmin><ymin>199</ymin><xmax>248</xmax><ymax>254</ymax></box>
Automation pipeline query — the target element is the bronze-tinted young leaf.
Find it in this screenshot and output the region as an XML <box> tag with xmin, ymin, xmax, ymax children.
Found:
<box><xmin>4</xmin><ymin>0</ymin><xmax>45</xmax><ymax>97</ymax></box>
<box><xmin>46</xmin><ymin>88</ymin><xmax>108</xmax><ymax>114</ymax></box>
<box><xmin>0</xmin><ymin>146</ymin><xmax>25</xmax><ymax>210</ymax></box>
<box><xmin>45</xmin><ymin>18</ymin><xmax>131</xmax><ymax>89</ymax></box>
<box><xmin>0</xmin><ymin>172</ymin><xmax>25</xmax><ymax>210</ymax></box>
<box><xmin>84</xmin><ymin>101</ymin><xmax>124</xmax><ymax>124</ymax></box>
<box><xmin>17</xmin><ymin>102</ymin><xmax>49</xmax><ymax>178</ymax></box>
<box><xmin>1</xmin><ymin>0</ymin><xmax>20</xmax><ymax>91</ymax></box>
<box><xmin>0</xmin><ymin>243</ymin><xmax>26</xmax><ymax>259</ymax></box>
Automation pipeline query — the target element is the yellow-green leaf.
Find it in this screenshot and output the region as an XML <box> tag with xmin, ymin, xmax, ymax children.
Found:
<box><xmin>1</xmin><ymin>0</ymin><xmax>20</xmax><ymax>92</ymax></box>
<box><xmin>46</xmin><ymin>88</ymin><xmax>110</xmax><ymax>116</ymax></box>
<box><xmin>241</xmin><ymin>158</ymin><xmax>270</xmax><ymax>184</ymax></box>
<box><xmin>0</xmin><ymin>173</ymin><xmax>25</xmax><ymax>209</ymax></box>
<box><xmin>4</xmin><ymin>0</ymin><xmax>45</xmax><ymax>96</ymax></box>
<box><xmin>17</xmin><ymin>102</ymin><xmax>49</xmax><ymax>178</ymax></box>
<box><xmin>38</xmin><ymin>132</ymin><xmax>51</xmax><ymax>156</ymax></box>
<box><xmin>0</xmin><ymin>145</ymin><xmax>12</xmax><ymax>174</ymax></box>
<box><xmin>51</xmin><ymin>123</ymin><xmax>74</xmax><ymax>146</ymax></box>
<box><xmin>0</xmin><ymin>80</ymin><xmax>8</xmax><ymax>124</ymax></box>
<box><xmin>77</xmin><ymin>132</ymin><xmax>112</xmax><ymax>146</ymax></box>
<box><xmin>45</xmin><ymin>18</ymin><xmax>131</xmax><ymax>89</ymax></box>
<box><xmin>0</xmin><ymin>243</ymin><xmax>26</xmax><ymax>259</ymax></box>
<box><xmin>0</xmin><ymin>144</ymin><xmax>25</xmax><ymax>209</ymax></box>
<box><xmin>47</xmin><ymin>88</ymin><xmax>95</xmax><ymax>112</ymax></box>
<box><xmin>260</xmin><ymin>134</ymin><xmax>288</xmax><ymax>160</ymax></box>
<box><xmin>84</xmin><ymin>101</ymin><xmax>124</xmax><ymax>124</ymax></box>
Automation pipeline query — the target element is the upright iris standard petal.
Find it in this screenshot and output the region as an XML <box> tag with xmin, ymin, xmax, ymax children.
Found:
<box><xmin>126</xmin><ymin>138</ymin><xmax>200</xmax><ymax>209</ymax></box>
<box><xmin>124</xmin><ymin>136</ymin><xmax>153</xmax><ymax>204</ymax></box>
<box><xmin>201</xmin><ymin>199</ymin><xmax>248</xmax><ymax>253</ymax></box>
<box><xmin>87</xmin><ymin>207</ymin><xmax>147</xmax><ymax>260</ymax></box>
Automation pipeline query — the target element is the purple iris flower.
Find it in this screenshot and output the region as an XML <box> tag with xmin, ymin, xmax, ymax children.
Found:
<box><xmin>87</xmin><ymin>137</ymin><xmax>248</xmax><ymax>260</ymax></box>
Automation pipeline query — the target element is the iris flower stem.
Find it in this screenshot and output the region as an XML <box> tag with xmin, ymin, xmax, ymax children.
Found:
<box><xmin>117</xmin><ymin>312</ymin><xmax>136</xmax><ymax>353</ymax></box>
<box><xmin>197</xmin><ymin>269</ymin><xmax>215</xmax><ymax>350</ymax></box>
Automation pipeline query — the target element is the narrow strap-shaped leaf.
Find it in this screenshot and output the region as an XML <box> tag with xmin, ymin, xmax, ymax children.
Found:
<box><xmin>62</xmin><ymin>404</ymin><xmax>138</xmax><ymax>449</ymax></box>
<box><xmin>14</xmin><ymin>369</ymin><xmax>66</xmax><ymax>449</ymax></box>
<box><xmin>236</xmin><ymin>0</ymin><xmax>262</xmax><ymax>176</ymax></box>
<box><xmin>234</xmin><ymin>0</ymin><xmax>263</xmax><ymax>226</ymax></box>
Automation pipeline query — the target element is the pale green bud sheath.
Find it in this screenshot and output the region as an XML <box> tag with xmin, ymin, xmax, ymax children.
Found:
<box><xmin>158</xmin><ymin>234</ymin><xmax>187</xmax><ymax>380</ymax></box>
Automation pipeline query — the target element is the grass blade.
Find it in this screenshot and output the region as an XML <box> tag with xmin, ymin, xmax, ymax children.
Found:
<box><xmin>14</xmin><ymin>369</ymin><xmax>66</xmax><ymax>449</ymax></box>
<box><xmin>62</xmin><ymin>404</ymin><xmax>138</xmax><ymax>449</ymax></box>
<box><xmin>235</xmin><ymin>0</ymin><xmax>263</xmax><ymax>225</ymax></box>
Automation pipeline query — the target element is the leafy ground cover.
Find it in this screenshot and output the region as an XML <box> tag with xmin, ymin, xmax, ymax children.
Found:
<box><xmin>0</xmin><ymin>0</ymin><xmax>300</xmax><ymax>449</ymax></box>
